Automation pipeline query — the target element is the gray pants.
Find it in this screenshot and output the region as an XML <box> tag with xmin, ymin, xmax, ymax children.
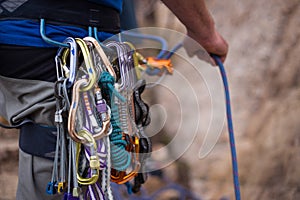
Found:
<box><xmin>17</xmin><ymin>149</ymin><xmax>63</xmax><ymax>200</ymax></box>
<box><xmin>0</xmin><ymin>76</ymin><xmax>60</xmax><ymax>199</ymax></box>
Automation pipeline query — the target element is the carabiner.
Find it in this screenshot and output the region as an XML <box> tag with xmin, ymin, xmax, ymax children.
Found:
<box><xmin>54</xmin><ymin>37</ymin><xmax>78</xmax><ymax>86</ymax></box>
<box><xmin>83</xmin><ymin>37</ymin><xmax>116</xmax><ymax>80</ymax></box>
<box><xmin>61</xmin><ymin>37</ymin><xmax>78</xmax><ymax>87</ymax></box>
<box><xmin>68</xmin><ymin>78</ymin><xmax>89</xmax><ymax>143</ymax></box>
<box><xmin>106</xmin><ymin>41</ymin><xmax>129</xmax><ymax>91</ymax></box>
<box><xmin>111</xmin><ymin>135</ymin><xmax>141</xmax><ymax>184</ymax></box>
<box><xmin>75</xmin><ymin>38</ymin><xmax>97</xmax><ymax>91</ymax></box>
<box><xmin>55</xmin><ymin>47</ymin><xmax>66</xmax><ymax>80</ymax></box>
<box><xmin>124</xmin><ymin>42</ymin><xmax>141</xmax><ymax>80</ymax></box>
<box><xmin>75</xmin><ymin>130</ymin><xmax>100</xmax><ymax>185</ymax></box>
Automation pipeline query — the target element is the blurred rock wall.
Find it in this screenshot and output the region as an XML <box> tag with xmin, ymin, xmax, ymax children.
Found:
<box><xmin>135</xmin><ymin>0</ymin><xmax>300</xmax><ymax>199</ymax></box>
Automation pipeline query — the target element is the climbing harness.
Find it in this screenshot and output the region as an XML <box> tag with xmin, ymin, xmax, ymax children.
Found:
<box><xmin>40</xmin><ymin>19</ymin><xmax>241</xmax><ymax>199</ymax></box>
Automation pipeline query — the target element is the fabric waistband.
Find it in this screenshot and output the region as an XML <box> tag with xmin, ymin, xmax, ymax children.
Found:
<box><xmin>0</xmin><ymin>0</ymin><xmax>120</xmax><ymax>33</ymax></box>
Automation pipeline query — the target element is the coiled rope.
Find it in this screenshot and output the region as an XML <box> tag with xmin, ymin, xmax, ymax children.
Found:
<box><xmin>98</xmin><ymin>72</ymin><xmax>131</xmax><ymax>171</ymax></box>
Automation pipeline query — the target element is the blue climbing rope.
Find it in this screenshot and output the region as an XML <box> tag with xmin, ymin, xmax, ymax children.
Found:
<box><xmin>212</xmin><ymin>55</ymin><xmax>241</xmax><ymax>200</ymax></box>
<box><xmin>162</xmin><ymin>42</ymin><xmax>183</xmax><ymax>59</ymax></box>
<box><xmin>122</xmin><ymin>31</ymin><xmax>168</xmax><ymax>59</ymax></box>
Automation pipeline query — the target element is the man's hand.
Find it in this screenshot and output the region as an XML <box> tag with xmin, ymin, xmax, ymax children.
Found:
<box><xmin>185</xmin><ymin>29</ymin><xmax>228</xmax><ymax>65</ymax></box>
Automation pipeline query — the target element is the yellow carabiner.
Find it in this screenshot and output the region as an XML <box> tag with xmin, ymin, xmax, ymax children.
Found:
<box><xmin>134</xmin><ymin>51</ymin><xmax>153</xmax><ymax>78</ymax></box>
<box><xmin>59</xmin><ymin>48</ymin><xmax>70</xmax><ymax>78</ymax></box>
<box><xmin>75</xmin><ymin>38</ymin><xmax>97</xmax><ymax>91</ymax></box>
<box><xmin>124</xmin><ymin>42</ymin><xmax>141</xmax><ymax>79</ymax></box>
<box><xmin>75</xmin><ymin>130</ymin><xmax>100</xmax><ymax>185</ymax></box>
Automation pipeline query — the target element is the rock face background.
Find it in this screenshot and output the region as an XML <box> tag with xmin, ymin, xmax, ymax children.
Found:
<box><xmin>135</xmin><ymin>0</ymin><xmax>300</xmax><ymax>199</ymax></box>
<box><xmin>0</xmin><ymin>0</ymin><xmax>299</xmax><ymax>199</ymax></box>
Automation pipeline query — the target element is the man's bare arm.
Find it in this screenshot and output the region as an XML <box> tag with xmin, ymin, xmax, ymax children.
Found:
<box><xmin>161</xmin><ymin>0</ymin><xmax>228</xmax><ymax>63</ymax></box>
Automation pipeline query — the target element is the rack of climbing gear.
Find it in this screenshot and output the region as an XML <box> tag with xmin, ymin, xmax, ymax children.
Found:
<box><xmin>40</xmin><ymin>15</ymin><xmax>241</xmax><ymax>199</ymax></box>
<box><xmin>45</xmin><ymin>32</ymin><xmax>174</xmax><ymax>199</ymax></box>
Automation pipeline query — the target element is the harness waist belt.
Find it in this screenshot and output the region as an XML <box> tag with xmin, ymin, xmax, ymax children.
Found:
<box><xmin>0</xmin><ymin>0</ymin><xmax>120</xmax><ymax>33</ymax></box>
<box><xmin>19</xmin><ymin>123</ymin><xmax>57</xmax><ymax>160</ymax></box>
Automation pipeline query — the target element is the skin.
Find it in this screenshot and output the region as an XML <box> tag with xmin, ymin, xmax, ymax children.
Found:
<box><xmin>161</xmin><ymin>0</ymin><xmax>228</xmax><ymax>64</ymax></box>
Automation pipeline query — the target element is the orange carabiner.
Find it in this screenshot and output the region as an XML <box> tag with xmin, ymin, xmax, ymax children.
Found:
<box><xmin>111</xmin><ymin>135</ymin><xmax>141</xmax><ymax>184</ymax></box>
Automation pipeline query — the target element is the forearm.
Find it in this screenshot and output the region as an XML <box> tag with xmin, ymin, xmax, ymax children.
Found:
<box><xmin>161</xmin><ymin>0</ymin><xmax>228</xmax><ymax>63</ymax></box>
<box><xmin>161</xmin><ymin>0</ymin><xmax>215</xmax><ymax>40</ymax></box>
